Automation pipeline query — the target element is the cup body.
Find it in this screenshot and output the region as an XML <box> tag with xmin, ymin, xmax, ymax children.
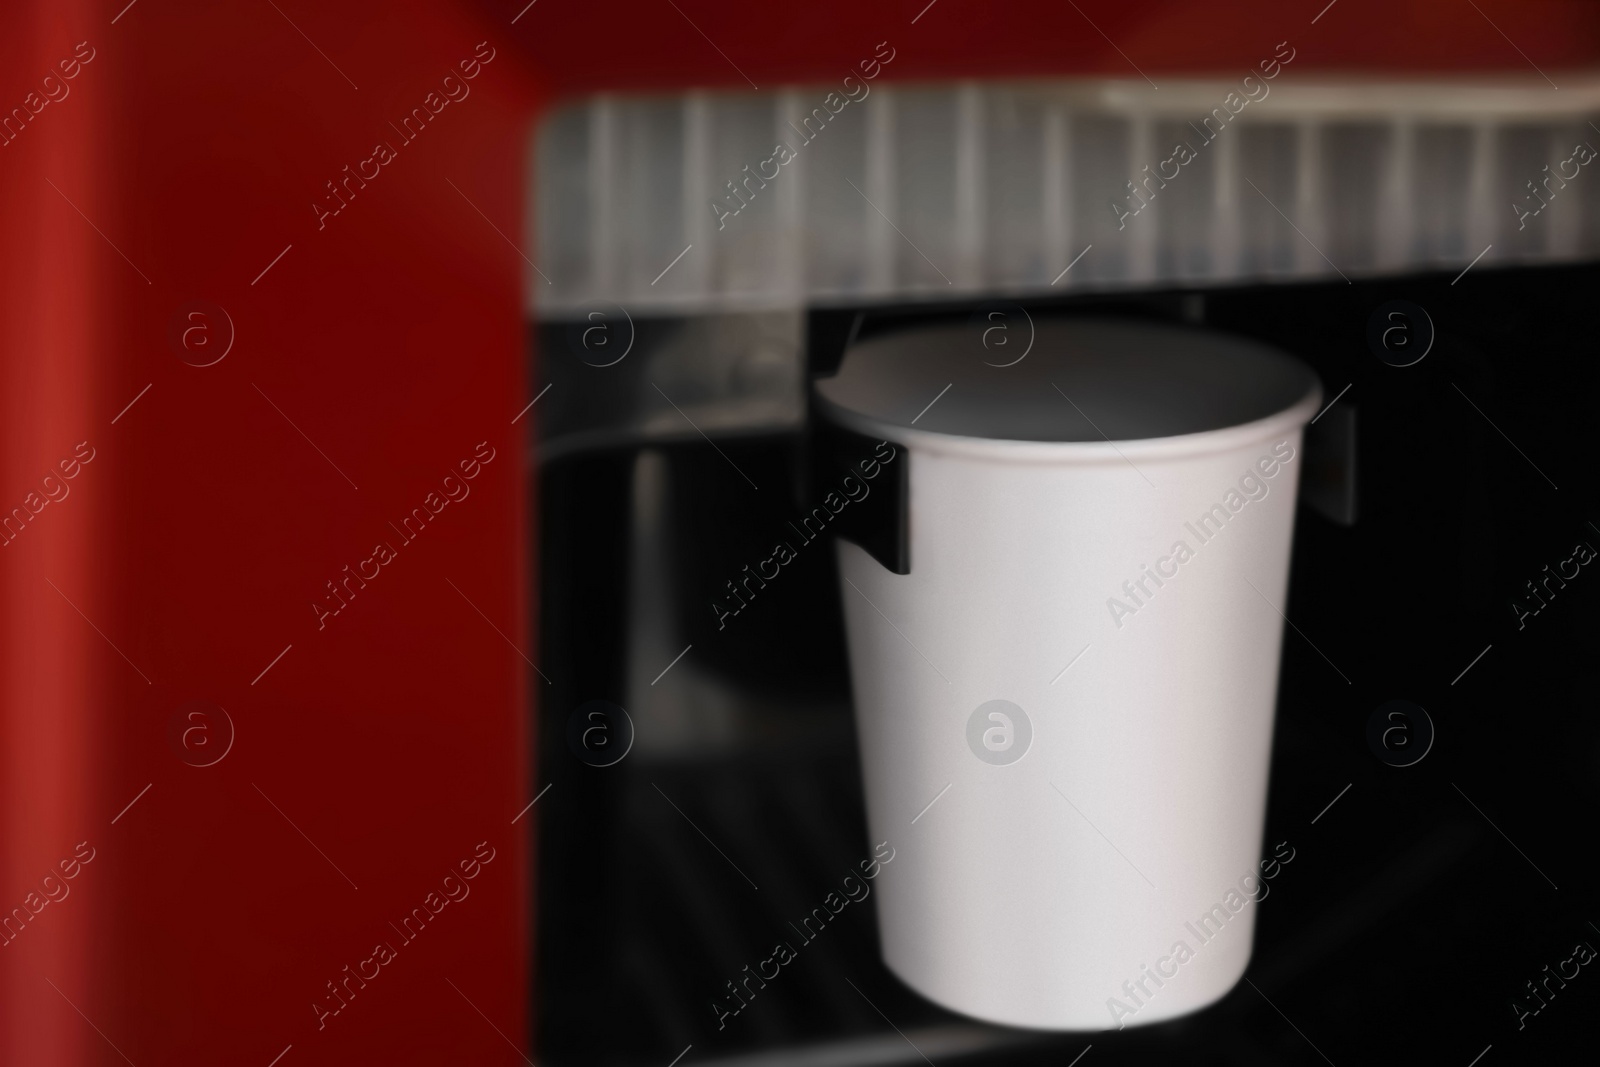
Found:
<box><xmin>835</xmin><ymin>404</ymin><xmax>1313</xmax><ymax>1029</ymax></box>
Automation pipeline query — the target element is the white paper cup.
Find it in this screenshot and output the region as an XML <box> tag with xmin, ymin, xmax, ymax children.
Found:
<box><xmin>814</xmin><ymin>318</ymin><xmax>1321</xmax><ymax>1030</ymax></box>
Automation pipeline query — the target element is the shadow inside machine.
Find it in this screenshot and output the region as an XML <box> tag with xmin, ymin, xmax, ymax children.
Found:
<box><xmin>533</xmin><ymin>263</ymin><xmax>1600</xmax><ymax>1066</ymax></box>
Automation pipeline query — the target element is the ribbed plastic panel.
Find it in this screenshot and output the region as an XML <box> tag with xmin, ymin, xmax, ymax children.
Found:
<box><xmin>530</xmin><ymin>76</ymin><xmax>1600</xmax><ymax>315</ymax></box>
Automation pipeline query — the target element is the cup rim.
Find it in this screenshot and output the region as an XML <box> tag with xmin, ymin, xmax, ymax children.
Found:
<box><xmin>814</xmin><ymin>377</ymin><xmax>1324</xmax><ymax>464</ymax></box>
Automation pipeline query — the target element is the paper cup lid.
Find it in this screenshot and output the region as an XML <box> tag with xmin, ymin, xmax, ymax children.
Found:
<box><xmin>814</xmin><ymin>317</ymin><xmax>1322</xmax><ymax>462</ymax></box>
